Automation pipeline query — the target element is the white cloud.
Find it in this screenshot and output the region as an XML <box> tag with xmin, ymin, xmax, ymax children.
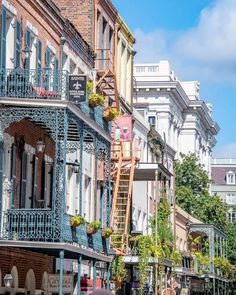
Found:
<box><xmin>213</xmin><ymin>143</ymin><xmax>236</xmax><ymax>158</ymax></box>
<box><xmin>134</xmin><ymin>0</ymin><xmax>236</xmax><ymax>84</ymax></box>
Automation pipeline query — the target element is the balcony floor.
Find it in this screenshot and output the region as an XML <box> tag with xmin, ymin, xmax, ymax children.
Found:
<box><xmin>0</xmin><ymin>239</ymin><xmax>112</xmax><ymax>262</ymax></box>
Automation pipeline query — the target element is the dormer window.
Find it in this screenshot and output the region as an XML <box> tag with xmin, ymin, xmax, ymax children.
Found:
<box><xmin>226</xmin><ymin>171</ymin><xmax>235</xmax><ymax>185</ymax></box>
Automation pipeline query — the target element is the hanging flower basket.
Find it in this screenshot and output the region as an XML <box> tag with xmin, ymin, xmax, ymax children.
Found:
<box><xmin>70</xmin><ymin>215</ymin><xmax>85</xmax><ymax>228</ymax></box>
<box><xmin>86</xmin><ymin>221</ymin><xmax>101</xmax><ymax>235</ymax></box>
<box><xmin>88</xmin><ymin>93</ymin><xmax>105</xmax><ymax>107</ymax></box>
<box><xmin>102</xmin><ymin>228</ymin><xmax>113</xmax><ymax>239</ymax></box>
<box><xmin>103</xmin><ymin>107</ymin><xmax>119</xmax><ymax>122</ymax></box>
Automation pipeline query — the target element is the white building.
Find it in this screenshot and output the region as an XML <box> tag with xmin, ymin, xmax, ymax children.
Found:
<box><xmin>133</xmin><ymin>60</ymin><xmax>219</xmax><ymax>173</ymax></box>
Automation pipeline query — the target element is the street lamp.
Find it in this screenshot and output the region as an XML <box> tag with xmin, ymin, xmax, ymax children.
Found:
<box><xmin>4</xmin><ymin>273</ymin><xmax>13</xmax><ymax>288</ymax></box>
<box><xmin>73</xmin><ymin>159</ymin><xmax>80</xmax><ymax>174</ymax></box>
<box><xmin>36</xmin><ymin>137</ymin><xmax>46</xmax><ymax>153</ymax></box>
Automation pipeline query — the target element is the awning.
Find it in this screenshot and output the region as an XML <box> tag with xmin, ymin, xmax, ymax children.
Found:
<box><xmin>134</xmin><ymin>162</ymin><xmax>172</xmax><ymax>181</ymax></box>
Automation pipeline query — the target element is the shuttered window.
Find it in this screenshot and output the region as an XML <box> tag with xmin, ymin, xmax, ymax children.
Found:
<box><xmin>25</xmin><ymin>28</ymin><xmax>31</xmax><ymax>70</ymax></box>
<box><xmin>0</xmin><ymin>141</ymin><xmax>3</xmax><ymax>212</ymax></box>
<box><xmin>31</xmin><ymin>155</ymin><xmax>38</xmax><ymax>208</ymax></box>
<box><xmin>20</xmin><ymin>151</ymin><xmax>28</xmax><ymax>208</ymax></box>
<box><xmin>0</xmin><ymin>7</ymin><xmax>6</xmax><ymax>69</ymax></box>
<box><xmin>49</xmin><ymin>165</ymin><xmax>53</xmax><ymax>208</ymax></box>
<box><xmin>45</xmin><ymin>47</ymin><xmax>51</xmax><ymax>90</ymax></box>
<box><xmin>53</xmin><ymin>58</ymin><xmax>59</xmax><ymax>91</ymax></box>
<box><xmin>14</xmin><ymin>20</ymin><xmax>21</xmax><ymax>68</ymax></box>
<box><xmin>10</xmin><ymin>145</ymin><xmax>17</xmax><ymax>208</ymax></box>
<box><xmin>36</xmin><ymin>39</ymin><xmax>42</xmax><ymax>85</ymax></box>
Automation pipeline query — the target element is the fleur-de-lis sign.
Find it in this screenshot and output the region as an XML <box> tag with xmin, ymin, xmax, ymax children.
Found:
<box><xmin>73</xmin><ymin>81</ymin><xmax>82</xmax><ymax>91</ymax></box>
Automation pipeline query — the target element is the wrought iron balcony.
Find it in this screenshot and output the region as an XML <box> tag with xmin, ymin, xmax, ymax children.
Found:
<box><xmin>0</xmin><ymin>68</ymin><xmax>67</xmax><ymax>99</ymax></box>
<box><xmin>0</xmin><ymin>210</ymin><xmax>108</xmax><ymax>253</ymax></box>
<box><xmin>0</xmin><ymin>68</ymin><xmax>110</xmax><ymax>130</ymax></box>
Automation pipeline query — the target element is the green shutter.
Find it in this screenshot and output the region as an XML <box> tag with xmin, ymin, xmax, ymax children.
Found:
<box><xmin>49</xmin><ymin>165</ymin><xmax>53</xmax><ymax>208</ymax></box>
<box><xmin>36</xmin><ymin>39</ymin><xmax>42</xmax><ymax>85</ymax></box>
<box><xmin>31</xmin><ymin>155</ymin><xmax>38</xmax><ymax>208</ymax></box>
<box><xmin>20</xmin><ymin>151</ymin><xmax>28</xmax><ymax>208</ymax></box>
<box><xmin>10</xmin><ymin>145</ymin><xmax>17</xmax><ymax>208</ymax></box>
<box><xmin>45</xmin><ymin>47</ymin><xmax>51</xmax><ymax>90</ymax></box>
<box><xmin>45</xmin><ymin>47</ymin><xmax>51</xmax><ymax>67</ymax></box>
<box><xmin>0</xmin><ymin>7</ymin><xmax>6</xmax><ymax>69</ymax></box>
<box><xmin>25</xmin><ymin>28</ymin><xmax>31</xmax><ymax>70</ymax></box>
<box><xmin>53</xmin><ymin>58</ymin><xmax>59</xmax><ymax>91</ymax></box>
<box><xmin>42</xmin><ymin>160</ymin><xmax>47</xmax><ymax>208</ymax></box>
<box><xmin>14</xmin><ymin>20</ymin><xmax>21</xmax><ymax>68</ymax></box>
<box><xmin>0</xmin><ymin>141</ymin><xmax>3</xmax><ymax>215</ymax></box>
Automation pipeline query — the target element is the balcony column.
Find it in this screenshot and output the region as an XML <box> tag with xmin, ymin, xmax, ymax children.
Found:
<box><xmin>79</xmin><ymin>130</ymin><xmax>84</xmax><ymax>216</ymax></box>
<box><xmin>59</xmin><ymin>250</ymin><xmax>64</xmax><ymax>295</ymax></box>
<box><xmin>77</xmin><ymin>254</ymin><xmax>82</xmax><ymax>295</ymax></box>
<box><xmin>93</xmin><ymin>259</ymin><xmax>97</xmax><ymax>290</ymax></box>
<box><xmin>0</xmin><ymin>128</ymin><xmax>3</xmax><ymax>232</ymax></box>
<box><xmin>94</xmin><ymin>138</ymin><xmax>98</xmax><ymax>220</ymax></box>
<box><xmin>107</xmin><ymin>148</ymin><xmax>111</xmax><ymax>227</ymax></box>
<box><xmin>209</xmin><ymin>229</ymin><xmax>215</xmax><ymax>273</ymax></box>
<box><xmin>220</xmin><ymin>237</ymin><xmax>223</xmax><ymax>257</ymax></box>
<box><xmin>106</xmin><ymin>262</ymin><xmax>111</xmax><ymax>290</ymax></box>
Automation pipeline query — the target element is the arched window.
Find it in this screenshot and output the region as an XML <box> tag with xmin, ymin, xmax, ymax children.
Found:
<box><xmin>25</xmin><ymin>269</ymin><xmax>36</xmax><ymax>295</ymax></box>
<box><xmin>11</xmin><ymin>266</ymin><xmax>18</xmax><ymax>289</ymax></box>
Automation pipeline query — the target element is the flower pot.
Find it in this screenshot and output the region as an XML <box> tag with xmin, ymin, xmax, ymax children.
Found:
<box><xmin>102</xmin><ymin>229</ymin><xmax>112</xmax><ymax>239</ymax></box>
<box><xmin>70</xmin><ymin>220</ymin><xmax>79</xmax><ymax>227</ymax></box>
<box><xmin>87</xmin><ymin>225</ymin><xmax>98</xmax><ymax>235</ymax></box>
<box><xmin>89</xmin><ymin>99</ymin><xmax>100</xmax><ymax>108</ymax></box>
<box><xmin>103</xmin><ymin>109</ymin><xmax>115</xmax><ymax>122</ymax></box>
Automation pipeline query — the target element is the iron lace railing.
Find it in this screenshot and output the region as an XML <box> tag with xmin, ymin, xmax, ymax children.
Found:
<box><xmin>1</xmin><ymin>209</ymin><xmax>55</xmax><ymax>241</ymax></box>
<box><xmin>0</xmin><ymin>210</ymin><xmax>108</xmax><ymax>252</ymax></box>
<box><xmin>0</xmin><ymin>68</ymin><xmax>68</xmax><ymax>99</ymax></box>
<box><xmin>63</xmin><ymin>214</ymin><xmax>108</xmax><ymax>253</ymax></box>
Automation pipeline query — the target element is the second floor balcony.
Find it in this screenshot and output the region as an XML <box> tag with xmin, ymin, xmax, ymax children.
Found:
<box><xmin>0</xmin><ymin>68</ymin><xmax>67</xmax><ymax>99</ymax></box>
<box><xmin>0</xmin><ymin>68</ymin><xmax>114</xmax><ymax>132</ymax></box>
<box><xmin>0</xmin><ymin>103</ymin><xmax>112</xmax><ymax>258</ymax></box>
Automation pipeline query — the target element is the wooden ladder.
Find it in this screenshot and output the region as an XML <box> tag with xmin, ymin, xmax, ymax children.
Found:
<box><xmin>111</xmin><ymin>142</ymin><xmax>136</xmax><ymax>252</ymax></box>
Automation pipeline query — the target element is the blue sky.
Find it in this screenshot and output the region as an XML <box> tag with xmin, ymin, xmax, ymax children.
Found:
<box><xmin>112</xmin><ymin>0</ymin><xmax>236</xmax><ymax>157</ymax></box>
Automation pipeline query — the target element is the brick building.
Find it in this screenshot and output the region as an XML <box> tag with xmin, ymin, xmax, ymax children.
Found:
<box><xmin>0</xmin><ymin>0</ymin><xmax>113</xmax><ymax>294</ymax></box>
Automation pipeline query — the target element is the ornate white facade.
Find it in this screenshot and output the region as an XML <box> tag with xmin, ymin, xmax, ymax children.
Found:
<box><xmin>133</xmin><ymin>60</ymin><xmax>219</xmax><ymax>173</ymax></box>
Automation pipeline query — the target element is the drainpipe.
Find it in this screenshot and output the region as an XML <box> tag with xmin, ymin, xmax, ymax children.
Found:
<box><xmin>59</xmin><ymin>36</ymin><xmax>66</xmax><ymax>100</ymax></box>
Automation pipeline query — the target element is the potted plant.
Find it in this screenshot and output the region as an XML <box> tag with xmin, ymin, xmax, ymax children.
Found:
<box><xmin>86</xmin><ymin>220</ymin><xmax>101</xmax><ymax>235</ymax></box>
<box><xmin>103</xmin><ymin>107</ymin><xmax>119</xmax><ymax>121</ymax></box>
<box><xmin>70</xmin><ymin>215</ymin><xmax>85</xmax><ymax>227</ymax></box>
<box><xmin>88</xmin><ymin>93</ymin><xmax>105</xmax><ymax>107</ymax></box>
<box><xmin>102</xmin><ymin>227</ymin><xmax>113</xmax><ymax>239</ymax></box>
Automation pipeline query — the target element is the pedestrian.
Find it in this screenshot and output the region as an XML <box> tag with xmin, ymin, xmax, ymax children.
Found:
<box><xmin>90</xmin><ymin>289</ymin><xmax>113</xmax><ymax>295</ymax></box>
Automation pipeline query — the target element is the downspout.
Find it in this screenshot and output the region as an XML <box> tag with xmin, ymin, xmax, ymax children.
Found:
<box><xmin>59</xmin><ymin>36</ymin><xmax>66</xmax><ymax>100</ymax></box>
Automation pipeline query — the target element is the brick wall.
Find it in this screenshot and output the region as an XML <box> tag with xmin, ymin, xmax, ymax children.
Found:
<box><xmin>5</xmin><ymin>118</ymin><xmax>55</xmax><ymax>209</ymax></box>
<box><xmin>5</xmin><ymin>0</ymin><xmax>62</xmax><ymax>66</ymax></box>
<box><xmin>53</xmin><ymin>0</ymin><xmax>94</xmax><ymax>48</ymax></box>
<box><xmin>0</xmin><ymin>247</ymin><xmax>53</xmax><ymax>289</ymax></box>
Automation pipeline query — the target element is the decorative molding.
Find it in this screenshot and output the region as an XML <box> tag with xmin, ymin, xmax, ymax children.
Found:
<box><xmin>46</xmin><ymin>41</ymin><xmax>56</xmax><ymax>54</ymax></box>
<box><xmin>26</xmin><ymin>21</ymin><xmax>39</xmax><ymax>36</ymax></box>
<box><xmin>2</xmin><ymin>0</ymin><xmax>17</xmax><ymax>15</ymax></box>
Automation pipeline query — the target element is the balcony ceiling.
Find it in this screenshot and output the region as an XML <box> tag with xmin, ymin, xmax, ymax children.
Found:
<box><xmin>134</xmin><ymin>162</ymin><xmax>172</xmax><ymax>181</ymax></box>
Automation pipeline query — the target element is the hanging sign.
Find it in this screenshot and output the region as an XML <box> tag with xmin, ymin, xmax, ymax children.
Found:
<box><xmin>68</xmin><ymin>75</ymin><xmax>87</xmax><ymax>103</ymax></box>
<box><xmin>112</xmin><ymin>115</ymin><xmax>132</xmax><ymax>142</ymax></box>
<box><xmin>47</xmin><ymin>274</ymin><xmax>74</xmax><ymax>293</ymax></box>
